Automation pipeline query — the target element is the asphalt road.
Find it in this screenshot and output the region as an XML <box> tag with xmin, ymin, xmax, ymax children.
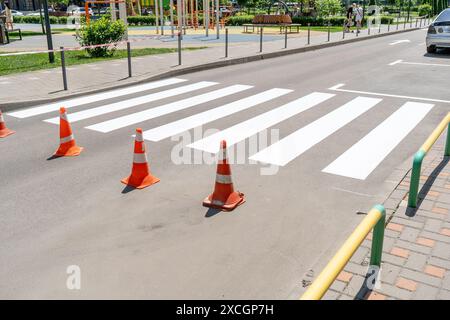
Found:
<box><xmin>1</xmin><ymin>28</ymin><xmax>449</xmax><ymax>299</ymax></box>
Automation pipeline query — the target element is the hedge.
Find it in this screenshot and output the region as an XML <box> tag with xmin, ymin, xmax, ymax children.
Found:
<box><xmin>226</xmin><ymin>15</ymin><xmax>394</xmax><ymax>27</ymax></box>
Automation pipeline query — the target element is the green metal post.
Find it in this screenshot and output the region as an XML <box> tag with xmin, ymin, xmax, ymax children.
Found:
<box><xmin>445</xmin><ymin>124</ymin><xmax>450</xmax><ymax>156</ymax></box>
<box><xmin>370</xmin><ymin>205</ymin><xmax>386</xmax><ymax>266</ymax></box>
<box><xmin>408</xmin><ymin>150</ymin><xmax>426</xmax><ymax>208</ymax></box>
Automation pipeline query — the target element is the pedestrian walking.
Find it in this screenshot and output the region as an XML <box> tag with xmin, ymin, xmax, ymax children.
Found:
<box><xmin>4</xmin><ymin>1</ymin><xmax>13</xmax><ymax>30</ymax></box>
<box><xmin>355</xmin><ymin>3</ymin><xmax>363</xmax><ymax>33</ymax></box>
<box><xmin>345</xmin><ymin>3</ymin><xmax>356</xmax><ymax>33</ymax></box>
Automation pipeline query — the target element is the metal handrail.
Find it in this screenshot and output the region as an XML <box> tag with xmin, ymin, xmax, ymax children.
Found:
<box><xmin>300</xmin><ymin>205</ymin><xmax>386</xmax><ymax>300</ymax></box>
<box><xmin>408</xmin><ymin>113</ymin><xmax>450</xmax><ymax>208</ymax></box>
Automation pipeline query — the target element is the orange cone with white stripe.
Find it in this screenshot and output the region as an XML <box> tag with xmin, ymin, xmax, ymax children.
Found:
<box><xmin>0</xmin><ymin>109</ymin><xmax>15</xmax><ymax>138</ymax></box>
<box><xmin>203</xmin><ymin>140</ymin><xmax>245</xmax><ymax>211</ymax></box>
<box><xmin>121</xmin><ymin>128</ymin><xmax>160</xmax><ymax>189</ymax></box>
<box><xmin>54</xmin><ymin>107</ymin><xmax>83</xmax><ymax>157</ymax></box>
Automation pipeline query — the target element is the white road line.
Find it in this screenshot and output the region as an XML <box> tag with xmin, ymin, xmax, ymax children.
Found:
<box><xmin>44</xmin><ymin>81</ymin><xmax>217</xmax><ymax>124</ymax></box>
<box><xmin>329</xmin><ymin>83</ymin><xmax>450</xmax><ymax>104</ymax></box>
<box><xmin>248</xmin><ymin>97</ymin><xmax>382</xmax><ymax>166</ymax></box>
<box><xmin>389</xmin><ymin>39</ymin><xmax>411</xmax><ymax>45</ymax></box>
<box><xmin>322</xmin><ymin>101</ymin><xmax>434</xmax><ymax>180</ymax></box>
<box><xmin>86</xmin><ymin>84</ymin><xmax>253</xmax><ymax>133</ymax></box>
<box><xmin>398</xmin><ymin>61</ymin><xmax>450</xmax><ymax>67</ymax></box>
<box><xmin>143</xmin><ymin>88</ymin><xmax>293</xmax><ymax>142</ymax></box>
<box><xmin>8</xmin><ymin>78</ymin><xmax>187</xmax><ymax>118</ymax></box>
<box><xmin>187</xmin><ymin>92</ymin><xmax>334</xmax><ymax>153</ymax></box>
<box><xmin>388</xmin><ymin>59</ymin><xmax>403</xmax><ymax>66</ymax></box>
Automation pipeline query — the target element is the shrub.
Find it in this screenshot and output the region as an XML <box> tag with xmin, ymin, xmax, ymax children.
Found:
<box><xmin>76</xmin><ymin>16</ymin><xmax>126</xmax><ymax>57</ymax></box>
<box><xmin>226</xmin><ymin>15</ymin><xmax>255</xmax><ymax>26</ymax></box>
<box><xmin>127</xmin><ymin>15</ymin><xmax>157</xmax><ymax>26</ymax></box>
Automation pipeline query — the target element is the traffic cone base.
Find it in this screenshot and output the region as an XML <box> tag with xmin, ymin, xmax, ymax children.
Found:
<box><xmin>54</xmin><ymin>142</ymin><xmax>83</xmax><ymax>157</ymax></box>
<box><xmin>0</xmin><ymin>128</ymin><xmax>15</xmax><ymax>138</ymax></box>
<box><xmin>203</xmin><ymin>191</ymin><xmax>245</xmax><ymax>211</ymax></box>
<box><xmin>121</xmin><ymin>173</ymin><xmax>160</xmax><ymax>189</ymax></box>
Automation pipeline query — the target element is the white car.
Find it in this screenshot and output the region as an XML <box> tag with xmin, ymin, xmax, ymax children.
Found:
<box><xmin>1</xmin><ymin>9</ymin><xmax>24</xmax><ymax>16</ymax></box>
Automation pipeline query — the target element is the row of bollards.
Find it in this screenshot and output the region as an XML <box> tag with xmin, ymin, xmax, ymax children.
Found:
<box><xmin>59</xmin><ymin>17</ymin><xmax>427</xmax><ymax>91</ymax></box>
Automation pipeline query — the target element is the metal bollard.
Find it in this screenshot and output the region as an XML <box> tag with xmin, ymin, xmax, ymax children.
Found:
<box><xmin>420</xmin><ymin>18</ymin><xmax>422</xmax><ymax>28</ymax></box>
<box><xmin>307</xmin><ymin>23</ymin><xmax>311</xmax><ymax>44</ymax></box>
<box><xmin>127</xmin><ymin>41</ymin><xmax>132</xmax><ymax>78</ymax></box>
<box><xmin>410</xmin><ymin>18</ymin><xmax>413</xmax><ymax>28</ymax></box>
<box><xmin>284</xmin><ymin>27</ymin><xmax>287</xmax><ymax>49</ymax></box>
<box><xmin>396</xmin><ymin>16</ymin><xmax>399</xmax><ymax>30</ymax></box>
<box><xmin>178</xmin><ymin>32</ymin><xmax>182</xmax><ymax>65</ymax></box>
<box><xmin>225</xmin><ymin>28</ymin><xmax>228</xmax><ymax>58</ymax></box>
<box><xmin>404</xmin><ymin>18</ymin><xmax>407</xmax><ymax>30</ymax></box>
<box><xmin>60</xmin><ymin>46</ymin><xmax>68</xmax><ymax>91</ymax></box>
<box><xmin>259</xmin><ymin>27</ymin><xmax>263</xmax><ymax>52</ymax></box>
<box><xmin>327</xmin><ymin>22</ymin><xmax>330</xmax><ymax>42</ymax></box>
<box><xmin>368</xmin><ymin>24</ymin><xmax>371</xmax><ymax>35</ymax></box>
<box><xmin>342</xmin><ymin>23</ymin><xmax>345</xmax><ymax>39</ymax></box>
<box><xmin>388</xmin><ymin>20</ymin><xmax>390</xmax><ymax>32</ymax></box>
<box><xmin>378</xmin><ymin>23</ymin><xmax>381</xmax><ymax>33</ymax></box>
<box><xmin>415</xmin><ymin>18</ymin><xmax>418</xmax><ymax>28</ymax></box>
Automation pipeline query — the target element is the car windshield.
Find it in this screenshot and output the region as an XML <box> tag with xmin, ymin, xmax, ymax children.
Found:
<box><xmin>436</xmin><ymin>9</ymin><xmax>450</xmax><ymax>22</ymax></box>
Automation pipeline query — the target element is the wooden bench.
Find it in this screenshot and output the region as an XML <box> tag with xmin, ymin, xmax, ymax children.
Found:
<box><xmin>243</xmin><ymin>23</ymin><xmax>301</xmax><ymax>34</ymax></box>
<box><xmin>5</xmin><ymin>27</ymin><xmax>22</xmax><ymax>43</ymax></box>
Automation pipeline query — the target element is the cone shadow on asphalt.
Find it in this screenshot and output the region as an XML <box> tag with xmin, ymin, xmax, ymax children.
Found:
<box><xmin>46</xmin><ymin>154</ymin><xmax>62</xmax><ymax>161</ymax></box>
<box><xmin>205</xmin><ymin>208</ymin><xmax>222</xmax><ymax>218</ymax></box>
<box><xmin>406</xmin><ymin>156</ymin><xmax>449</xmax><ymax>217</ymax></box>
<box><xmin>121</xmin><ymin>184</ymin><xmax>136</xmax><ymax>194</ymax></box>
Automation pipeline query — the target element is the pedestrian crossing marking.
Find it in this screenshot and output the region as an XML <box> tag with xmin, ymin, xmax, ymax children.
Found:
<box><xmin>249</xmin><ymin>97</ymin><xmax>382</xmax><ymax>166</ymax></box>
<box><xmin>142</xmin><ymin>88</ymin><xmax>293</xmax><ymax>142</ymax></box>
<box><xmin>86</xmin><ymin>84</ymin><xmax>253</xmax><ymax>133</ymax></box>
<box><xmin>187</xmin><ymin>92</ymin><xmax>334</xmax><ymax>153</ymax></box>
<box><xmin>8</xmin><ymin>78</ymin><xmax>187</xmax><ymax>119</ymax></box>
<box><xmin>11</xmin><ymin>77</ymin><xmax>438</xmax><ymax>180</ymax></box>
<box><xmin>43</xmin><ymin>81</ymin><xmax>217</xmax><ymax>124</ymax></box>
<box><xmin>322</xmin><ymin>101</ymin><xmax>434</xmax><ymax>180</ymax></box>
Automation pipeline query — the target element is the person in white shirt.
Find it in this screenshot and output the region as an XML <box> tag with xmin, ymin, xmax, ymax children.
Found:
<box><xmin>355</xmin><ymin>3</ymin><xmax>364</xmax><ymax>33</ymax></box>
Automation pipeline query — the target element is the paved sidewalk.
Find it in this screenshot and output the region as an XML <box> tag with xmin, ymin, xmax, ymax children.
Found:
<box><xmin>0</xmin><ymin>24</ymin><xmax>416</xmax><ymax>106</ymax></box>
<box><xmin>314</xmin><ymin>134</ymin><xmax>450</xmax><ymax>300</ymax></box>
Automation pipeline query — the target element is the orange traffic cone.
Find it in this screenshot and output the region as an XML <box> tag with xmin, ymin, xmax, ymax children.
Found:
<box><xmin>203</xmin><ymin>140</ymin><xmax>245</xmax><ymax>211</ymax></box>
<box><xmin>0</xmin><ymin>109</ymin><xmax>15</xmax><ymax>138</ymax></box>
<box><xmin>121</xmin><ymin>128</ymin><xmax>160</xmax><ymax>189</ymax></box>
<box><xmin>54</xmin><ymin>107</ymin><xmax>83</xmax><ymax>157</ymax></box>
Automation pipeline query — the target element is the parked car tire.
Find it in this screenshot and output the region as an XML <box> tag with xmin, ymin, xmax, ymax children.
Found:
<box><xmin>426</xmin><ymin>45</ymin><xmax>436</xmax><ymax>54</ymax></box>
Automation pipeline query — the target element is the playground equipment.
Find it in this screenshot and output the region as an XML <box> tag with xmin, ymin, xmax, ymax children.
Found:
<box><xmin>85</xmin><ymin>0</ymin><xmax>127</xmax><ymax>25</ymax></box>
<box><xmin>150</xmin><ymin>0</ymin><xmax>233</xmax><ymax>38</ymax></box>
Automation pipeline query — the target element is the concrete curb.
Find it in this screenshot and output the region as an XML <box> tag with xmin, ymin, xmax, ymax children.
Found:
<box><xmin>4</xmin><ymin>27</ymin><xmax>420</xmax><ymax>112</ymax></box>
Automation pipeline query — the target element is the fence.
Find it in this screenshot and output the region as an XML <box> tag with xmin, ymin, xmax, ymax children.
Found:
<box><xmin>300</xmin><ymin>205</ymin><xmax>386</xmax><ymax>300</ymax></box>
<box><xmin>408</xmin><ymin>113</ymin><xmax>450</xmax><ymax>208</ymax></box>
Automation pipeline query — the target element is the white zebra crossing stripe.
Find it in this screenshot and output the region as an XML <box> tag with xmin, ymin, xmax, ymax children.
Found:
<box><xmin>8</xmin><ymin>78</ymin><xmax>187</xmax><ymax>119</ymax></box>
<box><xmin>142</xmin><ymin>88</ymin><xmax>293</xmax><ymax>142</ymax></box>
<box><xmin>43</xmin><ymin>81</ymin><xmax>217</xmax><ymax>124</ymax></box>
<box><xmin>322</xmin><ymin>102</ymin><xmax>434</xmax><ymax>180</ymax></box>
<box><xmin>187</xmin><ymin>92</ymin><xmax>334</xmax><ymax>153</ymax></box>
<box><xmin>249</xmin><ymin>96</ymin><xmax>382</xmax><ymax>166</ymax></box>
<box><xmin>86</xmin><ymin>85</ymin><xmax>253</xmax><ymax>133</ymax></box>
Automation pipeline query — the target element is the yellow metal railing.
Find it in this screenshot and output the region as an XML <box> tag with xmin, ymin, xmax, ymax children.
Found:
<box><xmin>300</xmin><ymin>205</ymin><xmax>386</xmax><ymax>300</ymax></box>
<box><xmin>408</xmin><ymin>112</ymin><xmax>450</xmax><ymax>208</ymax></box>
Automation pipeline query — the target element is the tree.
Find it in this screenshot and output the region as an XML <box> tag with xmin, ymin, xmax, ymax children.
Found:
<box><xmin>315</xmin><ymin>0</ymin><xmax>342</xmax><ymax>17</ymax></box>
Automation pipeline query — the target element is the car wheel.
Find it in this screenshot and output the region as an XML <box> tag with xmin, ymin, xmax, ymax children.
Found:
<box><xmin>427</xmin><ymin>45</ymin><xmax>436</xmax><ymax>54</ymax></box>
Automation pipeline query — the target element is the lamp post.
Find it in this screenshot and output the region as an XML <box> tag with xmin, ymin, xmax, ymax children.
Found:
<box><xmin>42</xmin><ymin>0</ymin><xmax>54</xmax><ymax>63</ymax></box>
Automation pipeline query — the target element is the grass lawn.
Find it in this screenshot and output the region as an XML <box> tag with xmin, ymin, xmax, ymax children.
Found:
<box><xmin>0</xmin><ymin>47</ymin><xmax>206</xmax><ymax>76</ymax></box>
<box><xmin>7</xmin><ymin>28</ymin><xmax>76</xmax><ymax>38</ymax></box>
